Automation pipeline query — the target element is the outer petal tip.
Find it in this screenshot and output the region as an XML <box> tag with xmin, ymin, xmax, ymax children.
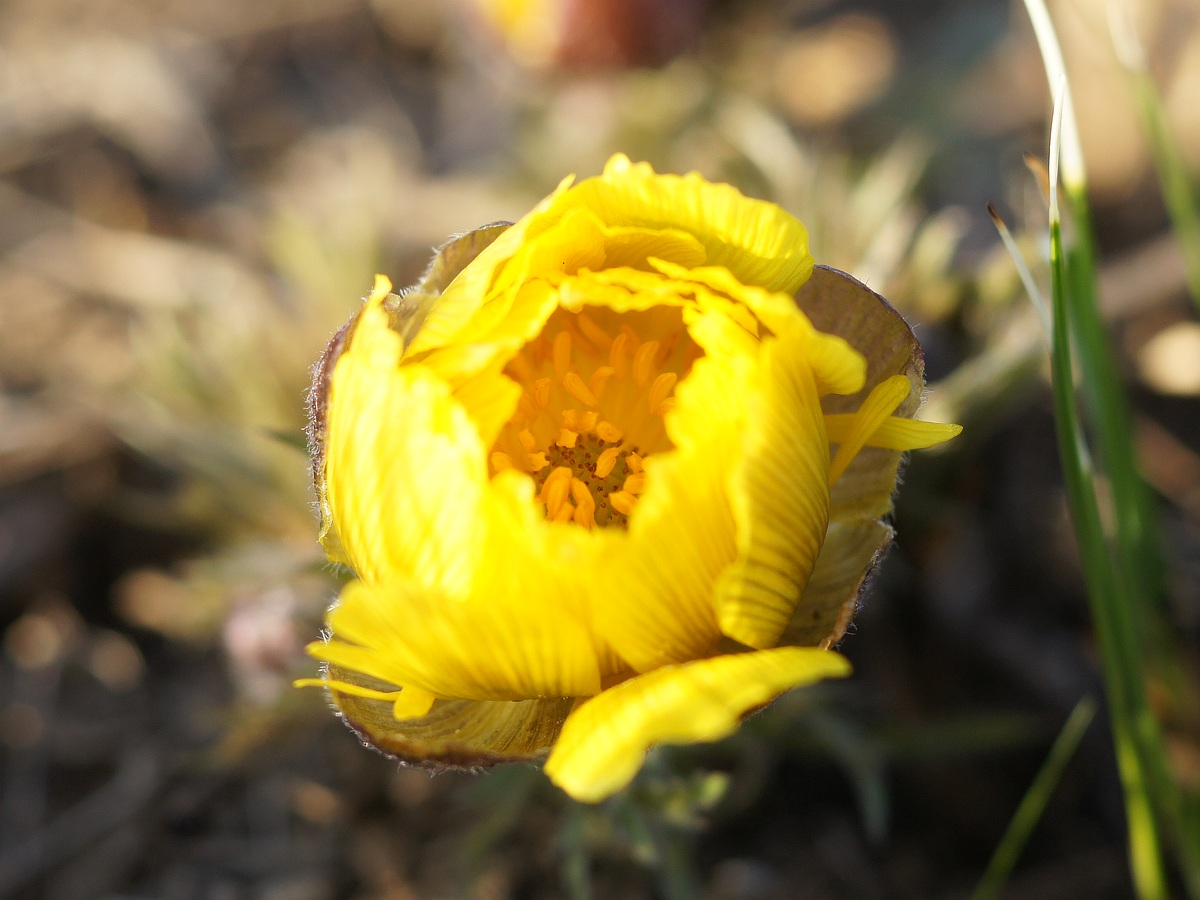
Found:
<box><xmin>544</xmin><ymin>647</ymin><xmax>851</xmax><ymax>803</ymax></box>
<box><xmin>371</xmin><ymin>273</ymin><xmax>393</xmax><ymax>298</ymax></box>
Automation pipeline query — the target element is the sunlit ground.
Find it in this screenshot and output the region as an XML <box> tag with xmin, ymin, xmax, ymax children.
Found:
<box><xmin>1</xmin><ymin>0</ymin><xmax>1198</xmax><ymax>896</ymax></box>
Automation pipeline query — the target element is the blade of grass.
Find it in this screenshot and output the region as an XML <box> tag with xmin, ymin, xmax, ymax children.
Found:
<box><xmin>1023</xmin><ymin>4</ymin><xmax>1200</xmax><ymax>895</ymax></box>
<box><xmin>1110</xmin><ymin>1</ymin><xmax>1200</xmax><ymax>313</ymax></box>
<box><xmin>988</xmin><ymin>202</ymin><xmax>1050</xmax><ymax>341</ymax></box>
<box><xmin>1045</xmin><ymin>81</ymin><xmax>1168</xmax><ymax>899</ymax></box>
<box><xmin>972</xmin><ymin>697</ymin><xmax>1098</xmax><ymax>900</ymax></box>
<box><xmin>1025</xmin><ymin>0</ymin><xmax>1160</xmax><ymax>652</ymax></box>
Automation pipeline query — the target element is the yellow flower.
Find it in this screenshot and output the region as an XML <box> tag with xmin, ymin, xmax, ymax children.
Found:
<box><xmin>297</xmin><ymin>154</ymin><xmax>960</xmax><ymax>802</ymax></box>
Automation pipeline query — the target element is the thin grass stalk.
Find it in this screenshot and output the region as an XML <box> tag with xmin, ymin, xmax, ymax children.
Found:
<box><xmin>1108</xmin><ymin>7</ymin><xmax>1200</xmax><ymax>883</ymax></box>
<box><xmin>1111</xmin><ymin>3</ymin><xmax>1200</xmax><ymax>312</ymax></box>
<box><xmin>1054</xmin><ymin>63</ymin><xmax>1200</xmax><ymax>900</ymax></box>
<box><xmin>1020</xmin><ymin>2</ymin><xmax>1160</xmax><ymax>644</ymax></box>
<box><xmin>1130</xmin><ymin>70</ymin><xmax>1200</xmax><ymax>312</ymax></box>
<box><xmin>972</xmin><ymin>697</ymin><xmax>1098</xmax><ymax>900</ymax></box>
<box><xmin>1060</xmin><ymin>172</ymin><xmax>1164</xmax><ymax>642</ymax></box>
<box><xmin>1046</xmin><ymin>93</ymin><xmax>1167</xmax><ymax>895</ymax></box>
<box><xmin>1064</xmin><ymin>158</ymin><xmax>1200</xmax><ymax>900</ymax></box>
<box><xmin>1025</xmin><ymin>3</ymin><xmax>1200</xmax><ymax>893</ymax></box>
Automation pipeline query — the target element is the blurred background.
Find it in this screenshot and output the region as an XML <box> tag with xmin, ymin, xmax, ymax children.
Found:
<box><xmin>1</xmin><ymin>0</ymin><xmax>1198</xmax><ymax>897</ymax></box>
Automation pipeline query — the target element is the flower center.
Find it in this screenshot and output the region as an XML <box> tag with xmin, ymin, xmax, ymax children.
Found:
<box><xmin>490</xmin><ymin>306</ymin><xmax>701</xmax><ymax>528</ymax></box>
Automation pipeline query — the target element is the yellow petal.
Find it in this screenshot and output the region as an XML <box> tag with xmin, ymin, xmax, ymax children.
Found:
<box><xmin>556</xmin><ymin>267</ymin><xmax>691</xmax><ymax>314</ymax></box>
<box><xmin>407</xmin><ymin>157</ymin><xmax>813</xmax><ymax>368</ymax></box>
<box><xmin>544</xmin><ymin>647</ymin><xmax>851</xmax><ymax>802</ymax></box>
<box><xmin>392</xmin><ymin>685</ymin><xmax>438</xmax><ymax>719</ymax></box>
<box><xmin>318</xmin><ymin>557</ymin><xmax>602</xmax><ymax>703</ymax></box>
<box><xmin>406</xmin><ymin>175</ymin><xmax>575</xmax><ymax>356</ymax></box>
<box><xmin>294</xmin><ymin>676</ymin><xmax>400</xmax><ymax>702</ymax></box>
<box><xmin>599</xmin><ymin>225</ymin><xmax>707</xmax><ymax>270</ymax></box>
<box><xmin>297</xmin><ymin>675</ymin><xmax>436</xmax><ymax>720</ymax></box>
<box><xmin>590</xmin><ymin>350</ymin><xmax>750</xmax><ymax>671</ymax></box>
<box><xmin>312</xmin><ymin>276</ymin><xmax>397</xmax><ymax>564</ymax></box>
<box><xmin>451</xmin><ymin>364</ymin><xmax>524</xmax><ymax>450</ymax></box>
<box><xmin>325</xmin><ymin>333</ymin><xmax>488</xmax><ymax>590</ymax></box>
<box><xmin>323</xmin><ymin>660</ymin><xmax>576</xmax><ymax>767</ymax></box>
<box><xmin>827</xmin><ymin>375</ymin><xmax>911</xmax><ymax>485</ymax></box>
<box><xmin>591</xmin><ymin>444</ymin><xmax>732</xmax><ymax>671</ymax></box>
<box><xmin>653</xmin><ymin>259</ymin><xmax>866</xmax><ymax>396</ymax></box>
<box><xmin>418</xmin><ymin>279</ymin><xmax>561</xmax><ymax>386</ymax></box>
<box><xmin>582</xmin><ymin>154</ymin><xmax>815</xmax><ymax>295</ymax></box>
<box><xmin>795</xmin><ymin>265</ymin><xmax>959</xmax><ymax>522</ymax></box>
<box><xmin>457</xmin><ymin>207</ymin><xmax>607</xmax><ymax>346</ymax></box>
<box><xmin>824</xmin><ymin>415</ymin><xmax>963</xmax><ymax>451</ymax></box>
<box><xmin>715</xmin><ymin>327</ymin><xmax>831</xmax><ymax>649</ymax></box>
<box><xmin>779</xmin><ymin>518</ymin><xmax>892</xmax><ymax>648</ymax></box>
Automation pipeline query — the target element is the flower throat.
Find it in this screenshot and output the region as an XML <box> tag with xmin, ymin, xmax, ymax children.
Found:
<box><xmin>489</xmin><ymin>305</ymin><xmax>701</xmax><ymax>529</ymax></box>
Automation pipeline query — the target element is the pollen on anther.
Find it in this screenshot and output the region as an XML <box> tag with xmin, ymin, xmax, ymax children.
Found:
<box><xmin>623</xmin><ymin>472</ymin><xmax>647</xmax><ymax>494</ymax></box>
<box><xmin>570</xmin><ymin>478</ymin><xmax>596</xmax><ymax>528</ymax></box>
<box><xmin>626</xmin><ymin>452</ymin><xmax>644</xmax><ymax>473</ymax></box>
<box><xmin>518</xmin><ymin>429</ymin><xmax>538</xmax><ymax>452</ymax></box>
<box><xmin>533</xmin><ymin>377</ymin><xmax>553</xmax><ymax>409</ymax></box>
<box><xmin>556</xmin><ymin>429</ymin><xmax>579</xmax><ymax>448</ymax></box>
<box><xmin>595</xmin><ymin>446</ymin><xmax>621</xmax><ymax>478</ymax></box>
<box><xmin>596</xmin><ymin>421</ymin><xmax>623</xmax><ymax>443</ymax></box>
<box><xmin>610</xmin><ymin>490</ymin><xmax>637</xmax><ymax>516</ymax></box>
<box><xmin>491</xmin><ymin>452</ymin><xmax>513</xmax><ymax>471</ymax></box>
<box><xmin>542</xmin><ymin>467</ymin><xmax>573</xmax><ymax>517</ymax></box>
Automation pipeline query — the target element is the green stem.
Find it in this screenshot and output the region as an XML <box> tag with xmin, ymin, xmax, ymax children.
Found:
<box><xmin>1129</xmin><ymin>67</ymin><xmax>1200</xmax><ymax>312</ymax></box>
<box><xmin>973</xmin><ymin>698</ymin><xmax>1098</xmax><ymax>900</ymax></box>
<box><xmin>1049</xmin><ymin>204</ymin><xmax>1169</xmax><ymax>900</ymax></box>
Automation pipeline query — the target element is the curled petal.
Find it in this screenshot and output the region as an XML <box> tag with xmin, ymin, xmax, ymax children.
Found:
<box><xmin>592</xmin><ymin>442</ymin><xmax>731</xmax><ymax>671</ymax></box>
<box><xmin>406</xmin><ymin>177</ymin><xmax>576</xmax><ymax>355</ymax></box>
<box><xmin>590</xmin><ymin>346</ymin><xmax>751</xmax><ymax>670</ymax></box>
<box><xmin>827</xmin><ymin>375</ymin><xmax>912</xmax><ymax>485</ymax></box>
<box><xmin>324</xmin><ymin>335</ymin><xmax>494</xmax><ymax>590</ymax></box>
<box><xmin>715</xmin><ymin>327</ymin><xmax>830</xmax><ymax>649</ymax></box>
<box><xmin>544</xmin><ymin>647</ymin><xmax>852</xmax><ymax>802</ymax></box>
<box><xmin>796</xmin><ymin>266</ymin><xmax>930</xmax><ymax>521</ymax></box>
<box><xmin>577</xmin><ymin>155</ymin><xmax>815</xmax><ymax>295</ymax></box>
<box><xmin>777</xmin><ymin>265</ymin><xmax>960</xmax><ymax>649</ymax></box>
<box><xmin>322</xmin><ymin>663</ymin><xmax>575</xmax><ymax>768</ymax></box>
<box><xmin>824</xmin><ymin>415</ymin><xmax>963</xmax><ymax>451</ymax></box>
<box><xmin>315</xmin><ymin>574</ymin><xmax>602</xmax><ymax>703</ymax></box>
<box><xmin>780</xmin><ymin>518</ymin><xmax>893</xmax><ymax>648</ymax></box>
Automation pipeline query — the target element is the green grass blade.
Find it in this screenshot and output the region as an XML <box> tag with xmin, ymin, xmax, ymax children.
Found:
<box><xmin>972</xmin><ymin>697</ymin><xmax>1098</xmax><ymax>900</ymax></box>
<box><xmin>1022</xmin><ymin>4</ymin><xmax>1200</xmax><ymax>894</ymax></box>
<box><xmin>1047</xmin><ymin>153</ymin><xmax>1168</xmax><ymax>900</ymax></box>
<box><xmin>1020</xmin><ymin>4</ymin><xmax>1159</xmax><ymax>629</ymax></box>
<box><xmin>1112</xmin><ymin>5</ymin><xmax>1200</xmax><ymax>312</ymax></box>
